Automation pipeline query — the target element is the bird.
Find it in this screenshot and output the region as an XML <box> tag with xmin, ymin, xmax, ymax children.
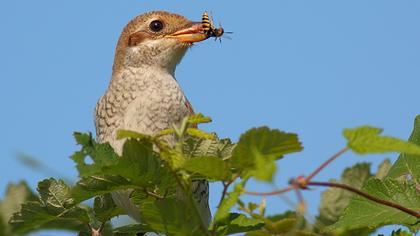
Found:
<box><xmin>94</xmin><ymin>11</ymin><xmax>211</xmax><ymax>227</ymax></box>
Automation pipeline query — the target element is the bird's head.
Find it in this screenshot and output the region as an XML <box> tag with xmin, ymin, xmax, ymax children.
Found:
<box><xmin>112</xmin><ymin>11</ymin><xmax>207</xmax><ymax>75</ymax></box>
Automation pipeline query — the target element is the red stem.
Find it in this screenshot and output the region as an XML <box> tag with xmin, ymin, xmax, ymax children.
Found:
<box><xmin>308</xmin><ymin>181</ymin><xmax>420</xmax><ymax>218</ymax></box>
<box><xmin>306</xmin><ymin>147</ymin><xmax>349</xmax><ymax>181</ymax></box>
<box><xmin>245</xmin><ymin>185</ymin><xmax>295</xmax><ymax>196</ymax></box>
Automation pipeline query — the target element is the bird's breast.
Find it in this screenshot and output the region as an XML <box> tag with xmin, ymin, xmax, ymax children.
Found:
<box><xmin>95</xmin><ymin>67</ymin><xmax>192</xmax><ymax>153</ymax></box>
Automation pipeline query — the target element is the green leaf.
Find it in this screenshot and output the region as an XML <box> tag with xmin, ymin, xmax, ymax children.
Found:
<box><xmin>264</xmin><ymin>211</ymin><xmax>306</xmax><ymax>234</ymax></box>
<box><xmin>186</xmin><ymin>128</ymin><xmax>216</xmax><ymax>140</ymax></box>
<box><xmin>246</xmin><ymin>230</ymin><xmax>319</xmax><ymax>236</ymax></box>
<box><xmin>388</xmin><ymin>115</ymin><xmax>420</xmax><ymax>183</ymax></box>
<box><xmin>391</xmin><ymin>229</ymin><xmax>415</xmax><ymax>236</ymax></box>
<box><xmin>136</xmin><ymin>197</ymin><xmax>207</xmax><ymax>235</ymax></box>
<box><xmin>216</xmin><ymin>213</ymin><xmax>264</xmax><ymax>235</ymax></box>
<box><xmin>264</xmin><ymin>217</ymin><xmax>297</xmax><ymax>234</ymax></box>
<box><xmin>188</xmin><ymin>113</ymin><xmax>212</xmax><ymax>124</ymax></box>
<box><xmin>129</xmin><ymin>184</ymin><xmax>209</xmax><ymax>235</ymax></box>
<box><xmin>158</xmin><ymin>128</ymin><xmax>176</xmax><ymax>136</ymax></box>
<box><xmin>343</xmin><ymin>126</ymin><xmax>420</xmax><ymax>155</ymax></box>
<box><xmin>10</xmin><ymin>178</ymin><xmax>89</xmax><ymax>234</ymax></box>
<box><xmin>317</xmin><ymin>163</ymin><xmax>371</xmax><ymax>226</ymax></box>
<box><xmin>116</xmin><ymin>129</ymin><xmax>152</xmax><ymax>140</ymax></box>
<box><xmin>252</xmin><ymin>151</ymin><xmax>276</xmax><ymax>182</ymax></box>
<box><xmin>244</xmin><ymin>231</ymin><xmax>272</xmax><ymax>236</ymax></box>
<box><xmin>106</xmin><ymin>139</ymin><xmax>174</xmax><ymax>187</ymax></box>
<box><xmin>250</xmin><ymin>211</ymin><xmax>319</xmax><ymax>236</ymax></box>
<box><xmin>71</xmin><ymin>175</ymin><xmax>136</xmax><ymax>203</ymax></box>
<box><xmin>71</xmin><ymin>139</ymin><xmax>176</xmax><ymax>203</ymax></box>
<box><xmin>183</xmin><ymin>156</ymin><xmax>231</xmax><ymax>181</ymax></box>
<box><xmin>37</xmin><ymin>178</ymin><xmax>75</xmax><ymax>208</ymax></box>
<box><xmin>231</xmin><ymin>127</ymin><xmax>303</xmax><ymax>182</ymax></box>
<box><xmin>214</xmin><ymin>178</ymin><xmax>247</xmax><ymax>223</ymax></box>
<box><xmin>71</xmin><ymin>132</ymin><xmax>119</xmax><ymax>177</ymax></box>
<box><xmin>130</xmin><ymin>189</ymin><xmax>155</xmax><ymax>204</ymax></box>
<box><xmin>93</xmin><ymin>194</ymin><xmax>124</xmax><ymax>222</ymax></box>
<box><xmin>183</xmin><ymin>136</ymin><xmax>235</xmax><ymax>160</ymax></box>
<box><xmin>74</xmin><ymin>132</ymin><xmax>92</xmax><ymax>146</ymax></box>
<box><xmin>233</xmin><ymin>127</ymin><xmax>303</xmax><ymax>163</ymax></box>
<box><xmin>10</xmin><ymin>201</ymin><xmax>88</xmax><ymax>234</ymax></box>
<box><xmin>0</xmin><ymin>214</ymin><xmax>5</xmax><ymax>236</ymax></box>
<box><xmin>328</xmin><ymin>178</ymin><xmax>420</xmax><ymax>233</ymax></box>
<box><xmin>248</xmin><ymin>202</ymin><xmax>259</xmax><ymax>213</ymax></box>
<box><xmin>113</xmin><ymin>223</ymin><xmax>153</xmax><ymax>235</ymax></box>
<box><xmin>376</xmin><ymin>159</ymin><xmax>392</xmax><ymax>179</ymax></box>
<box><xmin>0</xmin><ymin>181</ymin><xmax>36</xmax><ymax>236</ymax></box>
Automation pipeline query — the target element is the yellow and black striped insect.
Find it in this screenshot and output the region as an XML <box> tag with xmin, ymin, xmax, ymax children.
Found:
<box><xmin>202</xmin><ymin>11</ymin><xmax>231</xmax><ymax>41</ymax></box>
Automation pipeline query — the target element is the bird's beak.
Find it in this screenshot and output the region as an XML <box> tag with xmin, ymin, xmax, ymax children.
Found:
<box><xmin>166</xmin><ymin>22</ymin><xmax>207</xmax><ymax>43</ymax></box>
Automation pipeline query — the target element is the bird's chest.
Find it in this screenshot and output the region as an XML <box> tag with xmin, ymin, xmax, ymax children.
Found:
<box><xmin>96</xmin><ymin>71</ymin><xmax>192</xmax><ymax>142</ymax></box>
<box><xmin>126</xmin><ymin>79</ymin><xmax>192</xmax><ymax>129</ymax></box>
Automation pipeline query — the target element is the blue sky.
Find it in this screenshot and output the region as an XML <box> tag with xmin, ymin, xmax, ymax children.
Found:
<box><xmin>1</xmin><ymin>1</ymin><xmax>419</xmax><ymax>235</ymax></box>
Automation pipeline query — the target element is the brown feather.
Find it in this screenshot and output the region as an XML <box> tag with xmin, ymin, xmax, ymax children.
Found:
<box><xmin>112</xmin><ymin>11</ymin><xmax>193</xmax><ymax>75</ymax></box>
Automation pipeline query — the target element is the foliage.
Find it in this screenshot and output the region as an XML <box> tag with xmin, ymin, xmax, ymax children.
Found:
<box><xmin>1</xmin><ymin>113</ymin><xmax>420</xmax><ymax>235</ymax></box>
<box><xmin>327</xmin><ymin>178</ymin><xmax>420</xmax><ymax>232</ymax></box>
<box><xmin>317</xmin><ymin>163</ymin><xmax>372</xmax><ymax>227</ymax></box>
<box><xmin>231</xmin><ymin>126</ymin><xmax>303</xmax><ymax>182</ymax></box>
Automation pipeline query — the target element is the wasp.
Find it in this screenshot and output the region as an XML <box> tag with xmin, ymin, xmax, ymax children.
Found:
<box><xmin>201</xmin><ymin>11</ymin><xmax>231</xmax><ymax>41</ymax></box>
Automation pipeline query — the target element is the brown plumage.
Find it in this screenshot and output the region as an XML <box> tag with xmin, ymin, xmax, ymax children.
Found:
<box><xmin>112</xmin><ymin>11</ymin><xmax>205</xmax><ymax>74</ymax></box>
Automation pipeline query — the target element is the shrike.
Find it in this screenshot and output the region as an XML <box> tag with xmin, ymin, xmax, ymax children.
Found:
<box><xmin>95</xmin><ymin>11</ymin><xmax>212</xmax><ymax>226</ymax></box>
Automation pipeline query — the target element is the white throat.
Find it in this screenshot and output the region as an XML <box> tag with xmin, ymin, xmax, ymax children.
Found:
<box><xmin>123</xmin><ymin>38</ymin><xmax>189</xmax><ymax>76</ymax></box>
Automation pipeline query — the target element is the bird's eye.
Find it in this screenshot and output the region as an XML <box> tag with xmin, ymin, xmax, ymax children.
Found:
<box><xmin>149</xmin><ymin>20</ymin><xmax>164</xmax><ymax>32</ymax></box>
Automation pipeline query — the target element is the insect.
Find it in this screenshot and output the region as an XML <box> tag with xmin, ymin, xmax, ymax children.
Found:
<box><xmin>201</xmin><ymin>11</ymin><xmax>231</xmax><ymax>41</ymax></box>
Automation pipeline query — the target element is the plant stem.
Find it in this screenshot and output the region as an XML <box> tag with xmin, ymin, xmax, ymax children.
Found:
<box><xmin>146</xmin><ymin>190</ymin><xmax>164</xmax><ymax>199</ymax></box>
<box><xmin>217</xmin><ymin>174</ymin><xmax>239</xmax><ymax>209</ymax></box>
<box><xmin>307</xmin><ymin>181</ymin><xmax>420</xmax><ymax>218</ymax></box>
<box><xmin>211</xmin><ymin>174</ymin><xmax>239</xmax><ymax>235</ymax></box>
<box><xmin>244</xmin><ymin>147</ymin><xmax>349</xmax><ymax>196</ymax></box>
<box><xmin>293</xmin><ymin>187</ymin><xmax>306</xmax><ymax>214</ymax></box>
<box><xmin>170</xmin><ymin>169</ymin><xmax>211</xmax><ymax>235</ymax></box>
<box><xmin>89</xmin><ymin>222</ymin><xmax>105</xmax><ymax>236</ymax></box>
<box><xmin>306</xmin><ymin>147</ymin><xmax>349</xmax><ymax>181</ymax></box>
<box><xmin>244</xmin><ymin>185</ymin><xmax>295</xmax><ymax>196</ymax></box>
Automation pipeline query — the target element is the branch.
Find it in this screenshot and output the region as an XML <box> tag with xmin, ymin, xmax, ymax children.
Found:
<box><xmin>146</xmin><ymin>190</ymin><xmax>165</xmax><ymax>199</ymax></box>
<box><xmin>241</xmin><ymin>144</ymin><xmax>420</xmax><ymax>220</ymax></box>
<box><xmin>89</xmin><ymin>222</ymin><xmax>106</xmax><ymax>236</ymax></box>
<box><xmin>244</xmin><ymin>147</ymin><xmax>349</xmax><ymax>196</ymax></box>
<box><xmin>216</xmin><ymin>174</ymin><xmax>239</xmax><ymax>209</ymax></box>
<box><xmin>211</xmin><ymin>174</ymin><xmax>239</xmax><ymax>235</ymax></box>
<box><xmin>307</xmin><ymin>181</ymin><xmax>420</xmax><ymax>218</ymax></box>
<box><xmin>293</xmin><ymin>187</ymin><xmax>306</xmax><ymax>214</ymax></box>
<box><xmin>244</xmin><ymin>185</ymin><xmax>295</xmax><ymax>196</ymax></box>
<box><xmin>306</xmin><ymin>147</ymin><xmax>349</xmax><ymax>181</ymax></box>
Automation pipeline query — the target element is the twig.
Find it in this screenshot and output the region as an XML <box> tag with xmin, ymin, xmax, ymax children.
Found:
<box><xmin>307</xmin><ymin>181</ymin><xmax>420</xmax><ymax>218</ymax></box>
<box><xmin>306</xmin><ymin>147</ymin><xmax>349</xmax><ymax>181</ymax></box>
<box><xmin>89</xmin><ymin>222</ymin><xmax>106</xmax><ymax>236</ymax></box>
<box><xmin>241</xmin><ymin>143</ymin><xmax>419</xmax><ymax>220</ymax></box>
<box><xmin>217</xmin><ymin>174</ymin><xmax>239</xmax><ymax>209</ymax></box>
<box><xmin>211</xmin><ymin>174</ymin><xmax>240</xmax><ymax>235</ymax></box>
<box><xmin>293</xmin><ymin>187</ymin><xmax>306</xmax><ymax>214</ymax></box>
<box><xmin>146</xmin><ymin>190</ymin><xmax>164</xmax><ymax>199</ymax></box>
<box><xmin>244</xmin><ymin>185</ymin><xmax>295</xmax><ymax>196</ymax></box>
<box><xmin>244</xmin><ymin>147</ymin><xmax>349</xmax><ymax>196</ymax></box>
